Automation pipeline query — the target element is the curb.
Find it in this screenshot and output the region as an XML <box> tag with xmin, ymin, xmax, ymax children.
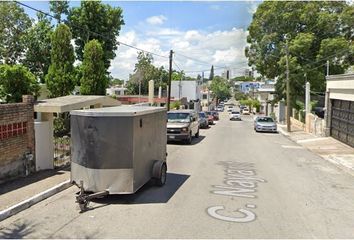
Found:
<box><xmin>277</xmin><ymin>126</ymin><xmax>290</xmax><ymax>136</ymax></box>
<box><xmin>0</xmin><ymin>180</ymin><xmax>72</xmax><ymax>222</ymax></box>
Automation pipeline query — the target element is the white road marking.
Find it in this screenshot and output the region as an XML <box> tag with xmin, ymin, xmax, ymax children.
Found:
<box><xmin>281</xmin><ymin>145</ymin><xmax>304</xmax><ymax>149</ymax></box>
<box><xmin>296</xmin><ymin>137</ymin><xmax>330</xmax><ymax>143</ymax></box>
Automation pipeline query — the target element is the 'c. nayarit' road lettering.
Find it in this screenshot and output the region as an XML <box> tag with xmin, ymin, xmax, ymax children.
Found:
<box><xmin>207</xmin><ymin>161</ymin><xmax>266</xmax><ymax>223</ymax></box>
<box><xmin>207</xmin><ymin>205</ymin><xmax>256</xmax><ymax>223</ymax></box>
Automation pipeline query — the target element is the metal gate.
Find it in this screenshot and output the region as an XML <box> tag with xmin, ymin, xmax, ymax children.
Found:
<box><xmin>54</xmin><ymin>136</ymin><xmax>71</xmax><ymax>168</ymax></box>
<box><xmin>331</xmin><ymin>99</ymin><xmax>354</xmax><ymax>147</ymax></box>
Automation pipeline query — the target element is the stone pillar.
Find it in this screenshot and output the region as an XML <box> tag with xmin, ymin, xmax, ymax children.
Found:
<box><xmin>148</xmin><ymin>80</ymin><xmax>154</xmax><ymax>105</ymax></box>
<box><xmin>41</xmin><ymin>112</ymin><xmax>54</xmax><ymax>169</ymax></box>
<box><xmin>324</xmin><ymin>90</ymin><xmax>331</xmax><ymax>136</ymax></box>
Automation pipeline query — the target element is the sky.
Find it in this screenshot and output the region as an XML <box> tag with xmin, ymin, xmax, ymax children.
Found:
<box><xmin>22</xmin><ymin>1</ymin><xmax>261</xmax><ymax>81</ymax></box>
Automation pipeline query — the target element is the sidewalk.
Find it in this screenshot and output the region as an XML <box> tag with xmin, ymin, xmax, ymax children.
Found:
<box><xmin>278</xmin><ymin>124</ymin><xmax>354</xmax><ymax>176</ymax></box>
<box><xmin>0</xmin><ymin>168</ymin><xmax>71</xmax><ymax>221</ymax></box>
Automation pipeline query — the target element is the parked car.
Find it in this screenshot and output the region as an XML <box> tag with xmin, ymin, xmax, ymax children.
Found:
<box><xmin>167</xmin><ymin>110</ymin><xmax>199</xmax><ymax>144</ymax></box>
<box><xmin>242</xmin><ymin>108</ymin><xmax>250</xmax><ymax>115</ymax></box>
<box><xmin>254</xmin><ymin>116</ymin><xmax>277</xmax><ymax>133</ymax></box>
<box><xmin>205</xmin><ymin>111</ymin><xmax>214</xmax><ymax>125</ymax></box>
<box><xmin>210</xmin><ymin>111</ymin><xmax>219</xmax><ymax>120</ymax></box>
<box><xmin>229</xmin><ymin>111</ymin><xmax>241</xmax><ymax>121</ymax></box>
<box><xmin>216</xmin><ymin>106</ymin><xmax>224</xmax><ymax>112</ymax></box>
<box><xmin>198</xmin><ymin>112</ymin><xmax>209</xmax><ymax>129</ymax></box>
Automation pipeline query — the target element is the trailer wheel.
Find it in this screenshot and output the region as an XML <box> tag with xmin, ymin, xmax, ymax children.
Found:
<box><xmin>152</xmin><ymin>160</ymin><xmax>167</xmax><ymax>186</ymax></box>
<box><xmin>79</xmin><ymin>200</ymin><xmax>88</xmax><ymax>212</ymax></box>
<box><xmin>157</xmin><ymin>163</ymin><xmax>167</xmax><ymax>186</ymax></box>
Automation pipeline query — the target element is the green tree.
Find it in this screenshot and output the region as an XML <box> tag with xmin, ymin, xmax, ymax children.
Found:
<box><xmin>234</xmin><ymin>91</ymin><xmax>248</xmax><ymax>101</ymax></box>
<box><xmin>23</xmin><ymin>13</ymin><xmax>53</xmax><ymax>83</ymax></box>
<box><xmin>80</xmin><ymin>40</ymin><xmax>107</xmax><ymax>95</ymax></box>
<box><xmin>209</xmin><ymin>65</ymin><xmax>214</xmax><ymax>80</ymax></box>
<box><xmin>126</xmin><ymin>51</ymin><xmax>166</xmax><ymax>95</ymax></box>
<box><xmin>109</xmin><ymin>76</ymin><xmax>124</xmax><ymax>86</ymax></box>
<box><xmin>67</xmin><ymin>1</ymin><xmax>124</xmax><ymax>69</ymax></box>
<box><xmin>49</xmin><ymin>0</ymin><xmax>69</xmax><ymax>24</ymax></box>
<box><xmin>246</xmin><ymin>1</ymin><xmax>353</xmax><ymax>104</ymax></box>
<box><xmin>0</xmin><ymin>65</ymin><xmax>39</xmax><ymax>103</ymax></box>
<box><xmin>0</xmin><ymin>2</ymin><xmax>32</xmax><ymax>64</ymax></box>
<box><xmin>231</xmin><ymin>76</ymin><xmax>255</xmax><ymax>82</ymax></box>
<box><xmin>210</xmin><ymin>76</ymin><xmax>231</xmax><ymax>102</ymax></box>
<box><xmin>45</xmin><ymin>24</ymin><xmax>75</xmax><ymax>97</ymax></box>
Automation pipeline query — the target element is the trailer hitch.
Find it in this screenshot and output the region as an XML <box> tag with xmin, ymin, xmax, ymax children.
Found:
<box><xmin>75</xmin><ymin>181</ymin><xmax>109</xmax><ymax>212</ymax></box>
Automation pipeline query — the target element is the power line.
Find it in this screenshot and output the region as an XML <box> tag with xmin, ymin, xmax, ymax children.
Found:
<box><xmin>16</xmin><ymin>1</ymin><xmax>169</xmax><ymax>59</ymax></box>
<box><xmin>174</xmin><ymin>52</ymin><xmax>226</xmax><ymax>69</ymax></box>
<box><xmin>172</xmin><ymin>60</ymin><xmax>183</xmax><ymax>72</ymax></box>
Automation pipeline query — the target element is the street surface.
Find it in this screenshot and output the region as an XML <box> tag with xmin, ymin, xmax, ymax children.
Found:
<box><xmin>1</xmin><ymin>112</ymin><xmax>354</xmax><ymax>238</ymax></box>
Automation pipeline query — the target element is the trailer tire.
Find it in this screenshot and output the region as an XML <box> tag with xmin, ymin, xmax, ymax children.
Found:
<box><xmin>152</xmin><ymin>160</ymin><xmax>167</xmax><ymax>186</ymax></box>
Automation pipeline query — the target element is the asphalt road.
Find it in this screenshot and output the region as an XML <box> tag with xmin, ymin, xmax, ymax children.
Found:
<box><xmin>1</xmin><ymin>113</ymin><xmax>354</xmax><ymax>238</ymax></box>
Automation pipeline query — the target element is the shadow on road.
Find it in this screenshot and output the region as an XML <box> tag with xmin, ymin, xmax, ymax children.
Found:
<box><xmin>91</xmin><ymin>172</ymin><xmax>190</xmax><ymax>206</ymax></box>
<box><xmin>167</xmin><ymin>135</ymin><xmax>205</xmax><ymax>146</ymax></box>
<box><xmin>0</xmin><ymin>221</ymin><xmax>35</xmax><ymax>239</ymax></box>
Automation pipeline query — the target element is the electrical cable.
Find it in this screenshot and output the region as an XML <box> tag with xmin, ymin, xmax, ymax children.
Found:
<box><xmin>174</xmin><ymin>52</ymin><xmax>226</xmax><ymax>69</ymax></box>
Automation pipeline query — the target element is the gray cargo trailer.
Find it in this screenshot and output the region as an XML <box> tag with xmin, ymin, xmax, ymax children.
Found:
<box><xmin>70</xmin><ymin>106</ymin><xmax>167</xmax><ymax>210</ymax></box>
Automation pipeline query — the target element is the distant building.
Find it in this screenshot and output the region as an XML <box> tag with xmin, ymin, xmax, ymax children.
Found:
<box><xmin>238</xmin><ymin>82</ymin><xmax>263</xmax><ymax>94</ymax></box>
<box><xmin>244</xmin><ymin>69</ymin><xmax>254</xmax><ymax>78</ymax></box>
<box><xmin>171</xmin><ymin>80</ymin><xmax>202</xmax><ymax>102</ymax></box>
<box><xmin>255</xmin><ymin>83</ymin><xmax>276</xmax><ymax>115</ymax></box>
<box><xmin>106</xmin><ymin>86</ymin><xmax>127</xmax><ymax>96</ymax></box>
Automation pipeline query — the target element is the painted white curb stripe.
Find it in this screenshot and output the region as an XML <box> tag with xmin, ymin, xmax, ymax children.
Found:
<box><xmin>281</xmin><ymin>145</ymin><xmax>304</xmax><ymax>149</ymax></box>
<box><xmin>0</xmin><ymin>180</ymin><xmax>72</xmax><ymax>222</ymax></box>
<box><xmin>296</xmin><ymin>137</ymin><xmax>330</xmax><ymax>144</ymax></box>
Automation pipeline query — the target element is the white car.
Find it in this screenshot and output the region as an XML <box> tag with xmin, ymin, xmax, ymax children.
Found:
<box><xmin>229</xmin><ymin>111</ymin><xmax>241</xmax><ymax>121</ymax></box>
<box><xmin>242</xmin><ymin>108</ymin><xmax>250</xmax><ymax>115</ymax></box>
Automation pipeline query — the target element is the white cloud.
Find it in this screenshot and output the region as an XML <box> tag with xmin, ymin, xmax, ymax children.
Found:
<box><xmin>146</xmin><ymin>15</ymin><xmax>167</xmax><ymax>25</ymax></box>
<box><xmin>109</xmin><ymin>27</ymin><xmax>250</xmax><ymax>80</ymax></box>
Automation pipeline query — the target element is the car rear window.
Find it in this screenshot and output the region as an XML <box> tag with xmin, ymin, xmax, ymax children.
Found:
<box><xmin>231</xmin><ymin>111</ymin><xmax>240</xmax><ymax>114</ymax></box>
<box><xmin>257</xmin><ymin>117</ymin><xmax>274</xmax><ymax>123</ymax></box>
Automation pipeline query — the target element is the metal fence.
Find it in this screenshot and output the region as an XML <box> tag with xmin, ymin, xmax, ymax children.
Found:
<box><xmin>331</xmin><ymin>99</ymin><xmax>354</xmax><ymax>147</ymax></box>
<box><xmin>54</xmin><ymin>136</ymin><xmax>71</xmax><ymax>168</ymax></box>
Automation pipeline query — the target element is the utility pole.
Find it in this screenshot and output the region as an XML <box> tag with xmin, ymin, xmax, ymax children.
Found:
<box><xmin>167</xmin><ymin>50</ymin><xmax>173</xmax><ymax>111</ymax></box>
<box><xmin>285</xmin><ymin>36</ymin><xmax>291</xmax><ymax>132</ymax></box>
<box><xmin>326</xmin><ymin>60</ymin><xmax>330</xmax><ymax>76</ymax></box>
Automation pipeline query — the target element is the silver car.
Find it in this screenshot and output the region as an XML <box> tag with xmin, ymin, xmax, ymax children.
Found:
<box><xmin>254</xmin><ymin>116</ymin><xmax>277</xmax><ymax>133</ymax></box>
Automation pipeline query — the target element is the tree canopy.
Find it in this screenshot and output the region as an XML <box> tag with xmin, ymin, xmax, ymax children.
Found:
<box><xmin>23</xmin><ymin>13</ymin><xmax>53</xmax><ymax>83</ymax></box>
<box><xmin>0</xmin><ymin>2</ymin><xmax>32</xmax><ymax>64</ymax></box>
<box><xmin>80</xmin><ymin>40</ymin><xmax>107</xmax><ymax>95</ymax></box>
<box><xmin>49</xmin><ymin>0</ymin><xmax>69</xmax><ymax>24</ymax></box>
<box><xmin>0</xmin><ymin>65</ymin><xmax>39</xmax><ymax>103</ymax></box>
<box><xmin>67</xmin><ymin>1</ymin><xmax>124</xmax><ymax>70</ymax></box>
<box><xmin>210</xmin><ymin>76</ymin><xmax>231</xmax><ymax>101</ymax></box>
<box><xmin>126</xmin><ymin>52</ymin><xmax>168</xmax><ymax>95</ymax></box>
<box><xmin>246</xmin><ymin>1</ymin><xmax>354</xmax><ymax>103</ymax></box>
<box><xmin>45</xmin><ymin>24</ymin><xmax>75</xmax><ymax>97</ymax></box>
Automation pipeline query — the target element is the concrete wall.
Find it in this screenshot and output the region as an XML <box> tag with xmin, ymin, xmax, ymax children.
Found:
<box><xmin>326</xmin><ymin>74</ymin><xmax>354</xmax><ymax>101</ymax></box>
<box><xmin>171</xmin><ymin>81</ymin><xmax>201</xmax><ymax>101</ymax></box>
<box><xmin>34</xmin><ymin>121</ymin><xmax>53</xmax><ymax>171</ymax></box>
<box><xmin>325</xmin><ymin>74</ymin><xmax>354</xmax><ymax>136</ymax></box>
<box><xmin>305</xmin><ymin>113</ymin><xmax>325</xmax><ymax>136</ymax></box>
<box><xmin>0</xmin><ymin>96</ymin><xmax>35</xmax><ymax>183</ymax></box>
